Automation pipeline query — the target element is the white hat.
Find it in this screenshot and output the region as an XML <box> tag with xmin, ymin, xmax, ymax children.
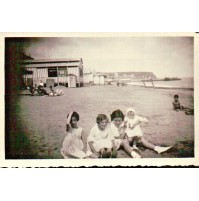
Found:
<box><xmin>126</xmin><ymin>108</ymin><xmax>135</xmax><ymax>115</ymax></box>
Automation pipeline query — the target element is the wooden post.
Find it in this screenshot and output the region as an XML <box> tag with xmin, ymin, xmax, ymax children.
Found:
<box><xmin>142</xmin><ymin>80</ymin><xmax>146</xmax><ymax>88</ymax></box>
<box><xmin>151</xmin><ymin>80</ymin><xmax>154</xmax><ymax>88</ymax></box>
<box><xmin>57</xmin><ymin>66</ymin><xmax>59</xmax><ymax>85</ymax></box>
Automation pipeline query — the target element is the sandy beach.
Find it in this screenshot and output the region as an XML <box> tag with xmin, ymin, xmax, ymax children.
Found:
<box><xmin>7</xmin><ymin>84</ymin><xmax>194</xmax><ymax>159</ymax></box>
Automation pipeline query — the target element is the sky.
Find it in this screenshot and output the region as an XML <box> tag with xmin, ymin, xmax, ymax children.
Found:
<box><xmin>24</xmin><ymin>37</ymin><xmax>193</xmax><ymax>78</ymax></box>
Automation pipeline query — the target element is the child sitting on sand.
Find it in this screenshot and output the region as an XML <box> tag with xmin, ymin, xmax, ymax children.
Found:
<box><xmin>124</xmin><ymin>108</ymin><xmax>148</xmax><ymax>151</ymax></box>
<box><xmin>172</xmin><ymin>94</ymin><xmax>194</xmax><ymax>115</ymax></box>
<box><xmin>88</xmin><ymin>114</ymin><xmax>117</xmax><ymax>158</ymax></box>
<box><xmin>49</xmin><ymin>86</ymin><xmax>63</xmax><ymax>96</ymax></box>
<box><xmin>27</xmin><ymin>84</ymin><xmax>36</xmax><ymax>96</ymax></box>
<box><xmin>172</xmin><ymin>94</ymin><xmax>185</xmax><ymax>110</ymax></box>
<box><xmin>60</xmin><ymin>111</ymin><xmax>93</xmax><ymax>159</ymax></box>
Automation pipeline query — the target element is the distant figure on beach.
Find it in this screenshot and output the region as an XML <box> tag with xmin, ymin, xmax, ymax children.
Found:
<box><xmin>172</xmin><ymin>94</ymin><xmax>184</xmax><ymax>110</ymax></box>
<box><xmin>121</xmin><ymin>81</ymin><xmax>126</xmax><ymax>87</ymax></box>
<box><xmin>124</xmin><ymin>108</ymin><xmax>148</xmax><ymax>150</ymax></box>
<box><xmin>39</xmin><ymin>80</ymin><xmax>44</xmax><ymax>87</ymax></box>
<box><xmin>172</xmin><ymin>94</ymin><xmax>194</xmax><ymax>115</ymax></box>
<box><xmin>37</xmin><ymin>85</ymin><xmax>49</xmax><ymax>96</ymax></box>
<box><xmin>49</xmin><ymin>86</ymin><xmax>63</xmax><ymax>96</ymax></box>
<box><xmin>110</xmin><ymin>109</ymin><xmax>172</xmax><ymax>158</ymax></box>
<box><xmin>88</xmin><ymin>114</ymin><xmax>117</xmax><ymax>158</ymax></box>
<box><xmin>27</xmin><ymin>84</ymin><xmax>36</xmax><ymax>96</ymax></box>
<box><xmin>61</xmin><ymin>111</ymin><xmax>93</xmax><ymax>159</ymax></box>
<box><xmin>117</xmin><ymin>80</ymin><xmax>120</xmax><ymax>87</ymax></box>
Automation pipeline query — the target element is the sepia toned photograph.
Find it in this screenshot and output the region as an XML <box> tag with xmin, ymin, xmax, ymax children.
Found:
<box><xmin>1</xmin><ymin>33</ymin><xmax>198</xmax><ymax>167</ymax></box>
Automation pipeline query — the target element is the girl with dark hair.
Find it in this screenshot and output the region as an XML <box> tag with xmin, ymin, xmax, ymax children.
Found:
<box><xmin>110</xmin><ymin>109</ymin><xmax>172</xmax><ymax>157</ymax></box>
<box><xmin>88</xmin><ymin>114</ymin><xmax>117</xmax><ymax>158</ymax></box>
<box><xmin>61</xmin><ymin>111</ymin><xmax>93</xmax><ymax>159</ymax></box>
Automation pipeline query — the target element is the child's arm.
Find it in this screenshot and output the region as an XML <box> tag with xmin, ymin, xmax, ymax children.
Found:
<box><xmin>87</xmin><ymin>127</ymin><xmax>100</xmax><ymax>156</ymax></box>
<box><xmin>123</xmin><ymin>120</ymin><xmax>127</xmax><ymax>128</ymax></box>
<box><xmin>88</xmin><ymin>141</ymin><xmax>99</xmax><ymax>156</ymax></box>
<box><xmin>172</xmin><ymin>101</ymin><xmax>177</xmax><ymax>110</ymax></box>
<box><xmin>118</xmin><ymin>126</ymin><xmax>126</xmax><ymax>139</ymax></box>
<box><xmin>178</xmin><ymin>101</ymin><xmax>183</xmax><ymax>110</ymax></box>
<box><xmin>130</xmin><ymin>117</ymin><xmax>148</xmax><ymax>128</ymax></box>
<box><xmin>66</xmin><ymin>111</ymin><xmax>73</xmax><ymax>132</ymax></box>
<box><xmin>67</xmin><ymin>111</ymin><xmax>73</xmax><ymax>124</ymax></box>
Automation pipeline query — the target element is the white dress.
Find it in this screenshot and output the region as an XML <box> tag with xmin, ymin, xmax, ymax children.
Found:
<box><xmin>61</xmin><ymin>127</ymin><xmax>92</xmax><ymax>159</ymax></box>
<box><xmin>109</xmin><ymin>122</ymin><xmax>125</xmax><ymax>150</ymax></box>
<box><xmin>125</xmin><ymin>116</ymin><xmax>148</xmax><ymax>137</ymax></box>
<box><xmin>87</xmin><ymin>124</ymin><xmax>114</xmax><ymax>152</ymax></box>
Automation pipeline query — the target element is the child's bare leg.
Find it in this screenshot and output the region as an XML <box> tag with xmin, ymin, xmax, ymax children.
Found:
<box><xmin>132</xmin><ymin>136</ymin><xmax>139</xmax><ymax>149</ymax></box>
<box><xmin>121</xmin><ymin>139</ymin><xmax>134</xmax><ymax>155</ymax></box>
<box><xmin>127</xmin><ymin>137</ymin><xmax>134</xmax><ymax>146</ymax></box>
<box><xmin>122</xmin><ymin>139</ymin><xmax>141</xmax><ymax>158</ymax></box>
<box><xmin>106</xmin><ymin>148</ymin><xmax>112</xmax><ymax>158</ymax></box>
<box><xmin>141</xmin><ymin>137</ymin><xmax>155</xmax><ymax>150</ymax></box>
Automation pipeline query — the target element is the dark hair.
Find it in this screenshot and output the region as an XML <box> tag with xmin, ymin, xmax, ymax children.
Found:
<box><xmin>66</xmin><ymin>111</ymin><xmax>80</xmax><ymax>131</ymax></box>
<box><xmin>67</xmin><ymin>111</ymin><xmax>80</xmax><ymax>123</ymax></box>
<box><xmin>96</xmin><ymin>114</ymin><xmax>109</xmax><ymax>124</ymax></box>
<box><xmin>110</xmin><ymin>109</ymin><xmax>124</xmax><ymax>121</ymax></box>
<box><xmin>174</xmin><ymin>94</ymin><xmax>179</xmax><ymax>98</ymax></box>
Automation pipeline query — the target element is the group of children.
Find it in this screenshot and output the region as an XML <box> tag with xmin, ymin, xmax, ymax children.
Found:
<box><xmin>60</xmin><ymin>94</ymin><xmax>193</xmax><ymax>159</ymax></box>
<box><xmin>27</xmin><ymin>80</ymin><xmax>63</xmax><ymax>97</ymax></box>
<box><xmin>61</xmin><ymin>107</ymin><xmax>171</xmax><ymax>159</ymax></box>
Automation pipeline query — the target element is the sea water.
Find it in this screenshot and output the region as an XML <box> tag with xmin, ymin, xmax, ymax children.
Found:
<box><xmin>127</xmin><ymin>77</ymin><xmax>194</xmax><ymax>89</ymax></box>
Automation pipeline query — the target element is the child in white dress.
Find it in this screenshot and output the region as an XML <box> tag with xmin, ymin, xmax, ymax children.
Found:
<box><xmin>49</xmin><ymin>86</ymin><xmax>64</xmax><ymax>96</ymax></box>
<box><xmin>88</xmin><ymin>114</ymin><xmax>116</xmax><ymax>158</ymax></box>
<box><xmin>124</xmin><ymin>108</ymin><xmax>148</xmax><ymax>150</ymax></box>
<box><xmin>61</xmin><ymin>111</ymin><xmax>92</xmax><ymax>159</ymax></box>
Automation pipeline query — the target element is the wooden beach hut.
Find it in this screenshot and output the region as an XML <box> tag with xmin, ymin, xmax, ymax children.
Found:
<box><xmin>21</xmin><ymin>58</ymin><xmax>84</xmax><ymax>87</ymax></box>
<box><xmin>83</xmin><ymin>73</ymin><xmax>105</xmax><ymax>85</ymax></box>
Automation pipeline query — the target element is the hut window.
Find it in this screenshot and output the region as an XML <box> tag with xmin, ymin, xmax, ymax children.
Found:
<box><xmin>58</xmin><ymin>67</ymin><xmax>68</xmax><ymax>76</ymax></box>
<box><xmin>48</xmin><ymin>68</ymin><xmax>57</xmax><ymax>77</ymax></box>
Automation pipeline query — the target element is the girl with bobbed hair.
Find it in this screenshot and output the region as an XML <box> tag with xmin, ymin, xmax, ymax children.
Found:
<box><xmin>88</xmin><ymin>114</ymin><xmax>117</xmax><ymax>158</ymax></box>
<box><xmin>61</xmin><ymin>111</ymin><xmax>93</xmax><ymax>159</ymax></box>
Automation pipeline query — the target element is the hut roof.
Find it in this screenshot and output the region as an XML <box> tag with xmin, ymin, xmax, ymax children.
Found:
<box><xmin>22</xmin><ymin>58</ymin><xmax>83</xmax><ymax>68</ymax></box>
<box><xmin>23</xmin><ymin>62</ymin><xmax>81</xmax><ymax>68</ymax></box>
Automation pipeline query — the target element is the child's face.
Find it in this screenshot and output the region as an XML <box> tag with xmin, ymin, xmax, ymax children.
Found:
<box><xmin>174</xmin><ymin>97</ymin><xmax>179</xmax><ymax>102</ymax></box>
<box><xmin>113</xmin><ymin>117</ymin><xmax>123</xmax><ymax>127</ymax></box>
<box><xmin>98</xmin><ymin>119</ymin><xmax>108</xmax><ymax>130</ymax></box>
<box><xmin>127</xmin><ymin>111</ymin><xmax>135</xmax><ymax>119</ymax></box>
<box><xmin>71</xmin><ymin>117</ymin><xmax>78</xmax><ymax>127</ymax></box>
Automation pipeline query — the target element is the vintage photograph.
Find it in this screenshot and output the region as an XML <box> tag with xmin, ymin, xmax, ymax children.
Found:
<box><xmin>3</xmin><ymin>33</ymin><xmax>196</xmax><ymax>166</ymax></box>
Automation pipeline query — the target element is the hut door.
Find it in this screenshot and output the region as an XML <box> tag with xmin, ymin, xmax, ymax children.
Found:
<box><xmin>68</xmin><ymin>75</ymin><xmax>76</xmax><ymax>87</ymax></box>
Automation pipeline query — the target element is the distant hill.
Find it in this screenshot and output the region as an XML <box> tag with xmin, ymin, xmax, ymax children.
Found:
<box><xmin>97</xmin><ymin>71</ymin><xmax>157</xmax><ymax>80</ymax></box>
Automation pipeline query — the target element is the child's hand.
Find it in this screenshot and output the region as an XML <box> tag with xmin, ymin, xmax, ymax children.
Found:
<box><xmin>67</xmin><ymin>111</ymin><xmax>74</xmax><ymax>124</ymax></box>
